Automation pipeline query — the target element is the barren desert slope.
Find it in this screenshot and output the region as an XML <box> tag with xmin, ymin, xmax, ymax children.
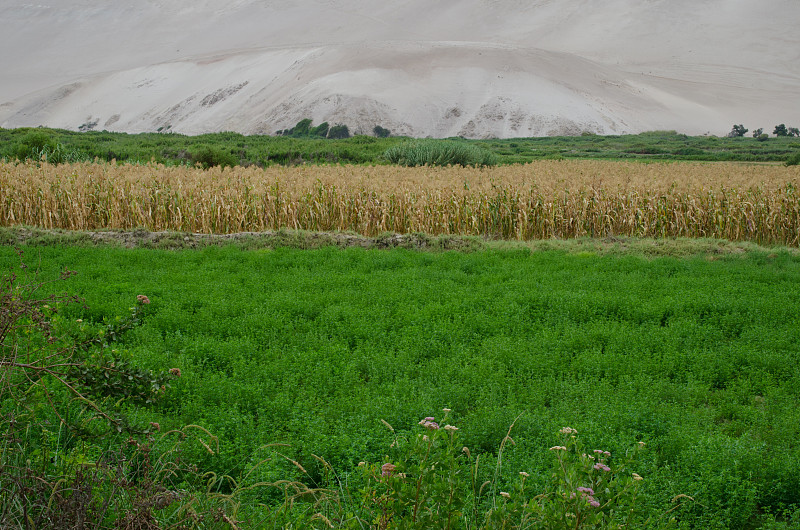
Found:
<box><xmin>1</xmin><ymin>0</ymin><xmax>798</xmax><ymax>138</ymax></box>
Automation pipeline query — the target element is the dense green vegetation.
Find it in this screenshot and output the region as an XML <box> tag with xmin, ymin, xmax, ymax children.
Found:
<box><xmin>2</xmin><ymin>239</ymin><xmax>800</xmax><ymax>528</ymax></box>
<box><xmin>384</xmin><ymin>139</ymin><xmax>498</xmax><ymax>167</ymax></box>
<box><xmin>2</xmin><ymin>127</ymin><xmax>799</xmax><ymax>167</ymax></box>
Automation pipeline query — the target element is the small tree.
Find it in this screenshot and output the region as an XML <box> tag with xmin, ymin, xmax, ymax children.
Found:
<box><xmin>290</xmin><ymin>118</ymin><xmax>313</xmax><ymax>137</ymax></box>
<box><xmin>752</xmin><ymin>128</ymin><xmax>764</xmax><ymax>138</ymax></box>
<box><xmin>774</xmin><ymin>124</ymin><xmax>789</xmax><ymax>137</ymax></box>
<box><xmin>373</xmin><ymin>125</ymin><xmax>391</xmax><ymax>138</ymax></box>
<box><xmin>311</xmin><ymin>122</ymin><xmax>330</xmax><ymax>138</ymax></box>
<box><xmin>728</xmin><ymin>124</ymin><xmax>748</xmax><ymax>137</ymax></box>
<box><xmin>328</xmin><ymin>124</ymin><xmax>350</xmax><ymax>139</ymax></box>
<box><xmin>788</xmin><ymin>127</ymin><xmax>800</xmax><ymax>137</ymax></box>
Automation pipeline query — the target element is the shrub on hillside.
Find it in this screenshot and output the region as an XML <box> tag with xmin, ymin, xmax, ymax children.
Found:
<box><xmin>373</xmin><ymin>125</ymin><xmax>391</xmax><ymax>138</ymax></box>
<box><xmin>290</xmin><ymin>118</ymin><xmax>313</xmax><ymax>137</ymax></box>
<box><xmin>728</xmin><ymin>124</ymin><xmax>748</xmax><ymax>137</ymax></box>
<box><xmin>786</xmin><ymin>152</ymin><xmax>800</xmax><ymax>166</ymax></box>
<box><xmin>383</xmin><ymin>139</ymin><xmax>498</xmax><ymax>167</ymax></box>
<box><xmin>328</xmin><ymin>124</ymin><xmax>351</xmax><ymax>139</ymax></box>
<box><xmin>310</xmin><ymin>122</ymin><xmax>330</xmax><ymax>138</ymax></box>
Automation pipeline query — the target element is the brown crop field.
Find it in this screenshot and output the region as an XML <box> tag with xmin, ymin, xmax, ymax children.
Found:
<box><xmin>1</xmin><ymin>160</ymin><xmax>799</xmax><ymax>245</ymax></box>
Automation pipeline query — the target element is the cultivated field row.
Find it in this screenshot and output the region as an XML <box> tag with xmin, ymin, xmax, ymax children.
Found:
<box><xmin>2</xmin><ymin>161</ymin><xmax>799</xmax><ymax>245</ymax></box>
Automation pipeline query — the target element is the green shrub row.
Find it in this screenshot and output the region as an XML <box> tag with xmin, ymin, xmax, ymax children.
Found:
<box><xmin>2</xmin><ymin>127</ymin><xmax>799</xmax><ymax>167</ymax></box>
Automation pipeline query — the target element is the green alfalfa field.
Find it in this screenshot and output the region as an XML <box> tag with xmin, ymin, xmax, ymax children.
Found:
<box><xmin>2</xmin><ymin>231</ymin><xmax>800</xmax><ymax>528</ymax></box>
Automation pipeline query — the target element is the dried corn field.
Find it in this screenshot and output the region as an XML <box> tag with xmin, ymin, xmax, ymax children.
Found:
<box><xmin>2</xmin><ymin>160</ymin><xmax>799</xmax><ymax>245</ymax></box>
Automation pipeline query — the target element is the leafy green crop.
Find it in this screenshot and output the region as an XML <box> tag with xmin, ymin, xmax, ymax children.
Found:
<box><xmin>1</xmin><ymin>242</ymin><xmax>799</xmax><ymax>528</ymax></box>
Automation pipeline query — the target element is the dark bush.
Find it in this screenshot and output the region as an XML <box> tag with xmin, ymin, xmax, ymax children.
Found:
<box><xmin>311</xmin><ymin>122</ymin><xmax>330</xmax><ymax>138</ymax></box>
<box><xmin>728</xmin><ymin>124</ymin><xmax>748</xmax><ymax>138</ymax></box>
<box><xmin>328</xmin><ymin>124</ymin><xmax>350</xmax><ymax>139</ymax></box>
<box><xmin>191</xmin><ymin>145</ymin><xmax>239</xmax><ymax>169</ymax></box>
<box><xmin>290</xmin><ymin>119</ymin><xmax>313</xmax><ymax>137</ymax></box>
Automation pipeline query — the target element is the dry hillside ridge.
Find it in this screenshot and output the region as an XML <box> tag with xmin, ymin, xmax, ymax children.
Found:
<box><xmin>1</xmin><ymin>0</ymin><xmax>798</xmax><ymax>138</ymax></box>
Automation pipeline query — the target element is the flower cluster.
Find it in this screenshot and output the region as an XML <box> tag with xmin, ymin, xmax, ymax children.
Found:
<box><xmin>575</xmin><ymin>486</ymin><xmax>601</xmax><ymax>508</ymax></box>
<box><xmin>137</xmin><ymin>295</ymin><xmax>151</xmax><ymax>305</ymax></box>
<box><xmin>418</xmin><ymin>416</ymin><xmax>439</xmax><ymax>430</ymax></box>
<box><xmin>591</xmin><ymin>449</ymin><xmax>612</xmax><ymax>472</ymax></box>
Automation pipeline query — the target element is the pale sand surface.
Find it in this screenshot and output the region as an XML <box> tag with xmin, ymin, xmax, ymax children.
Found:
<box><xmin>1</xmin><ymin>0</ymin><xmax>798</xmax><ymax>138</ymax></box>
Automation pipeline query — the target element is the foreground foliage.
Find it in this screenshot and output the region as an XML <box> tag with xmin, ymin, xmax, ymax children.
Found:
<box><xmin>1</xmin><ymin>242</ymin><xmax>799</xmax><ymax>528</ymax></box>
<box><xmin>0</xmin><ymin>252</ymin><xmax>684</xmax><ymax>528</ymax></box>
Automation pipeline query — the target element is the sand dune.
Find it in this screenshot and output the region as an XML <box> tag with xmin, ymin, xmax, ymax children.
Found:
<box><xmin>1</xmin><ymin>0</ymin><xmax>798</xmax><ymax>137</ymax></box>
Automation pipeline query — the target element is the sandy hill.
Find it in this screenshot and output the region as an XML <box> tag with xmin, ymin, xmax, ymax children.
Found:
<box><xmin>1</xmin><ymin>0</ymin><xmax>798</xmax><ymax>138</ymax></box>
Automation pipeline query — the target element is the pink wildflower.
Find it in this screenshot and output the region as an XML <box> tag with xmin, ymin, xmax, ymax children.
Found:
<box><xmin>419</xmin><ymin>418</ymin><xmax>439</xmax><ymax>430</ymax></box>
<box><xmin>169</xmin><ymin>368</ymin><xmax>182</xmax><ymax>377</ymax></box>
<box><xmin>381</xmin><ymin>463</ymin><xmax>396</xmax><ymax>477</ymax></box>
<box><xmin>577</xmin><ymin>487</ymin><xmax>594</xmax><ymax>496</ymax></box>
<box><xmin>593</xmin><ymin>463</ymin><xmax>611</xmax><ymax>472</ymax></box>
<box><xmin>137</xmin><ymin>295</ymin><xmax>151</xmax><ymax>305</ymax></box>
<box><xmin>589</xmin><ymin>498</ymin><xmax>600</xmax><ymax>508</ymax></box>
